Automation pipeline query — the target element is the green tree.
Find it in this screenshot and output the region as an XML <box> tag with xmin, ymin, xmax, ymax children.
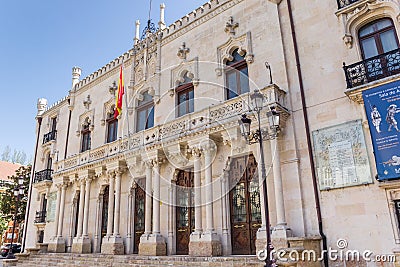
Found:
<box><xmin>0</xmin><ymin>165</ymin><xmax>31</xmax><ymax>225</ymax></box>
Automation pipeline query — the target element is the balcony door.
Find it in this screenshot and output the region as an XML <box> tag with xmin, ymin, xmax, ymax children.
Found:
<box><xmin>229</xmin><ymin>154</ymin><xmax>262</xmax><ymax>255</ymax></box>
<box><xmin>359</xmin><ymin>18</ymin><xmax>400</xmax><ymax>79</ymax></box>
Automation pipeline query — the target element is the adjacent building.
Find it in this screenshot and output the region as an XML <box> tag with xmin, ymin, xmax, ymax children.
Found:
<box><xmin>24</xmin><ymin>0</ymin><xmax>400</xmax><ymax>266</ymax></box>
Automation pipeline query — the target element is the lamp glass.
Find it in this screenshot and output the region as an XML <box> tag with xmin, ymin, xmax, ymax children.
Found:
<box><xmin>250</xmin><ymin>89</ymin><xmax>264</xmax><ymax>111</ymax></box>
<box><xmin>13</xmin><ymin>188</ymin><xmax>18</xmax><ymax>196</ymax></box>
<box><xmin>239</xmin><ymin>114</ymin><xmax>252</xmax><ymax>136</ymax></box>
<box><xmin>18</xmin><ymin>177</ymin><xmax>24</xmax><ymax>185</ymax></box>
<box><xmin>19</xmin><ymin>188</ymin><xmax>24</xmax><ymax>195</ymax></box>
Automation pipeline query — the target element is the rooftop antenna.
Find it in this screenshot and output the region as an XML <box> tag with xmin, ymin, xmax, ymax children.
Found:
<box><xmin>141</xmin><ymin>0</ymin><xmax>157</xmax><ymax>39</ymax></box>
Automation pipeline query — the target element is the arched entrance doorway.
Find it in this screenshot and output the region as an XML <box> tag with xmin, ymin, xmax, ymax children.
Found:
<box><xmin>176</xmin><ymin>169</ymin><xmax>194</xmax><ymax>255</ymax></box>
<box><xmin>229</xmin><ymin>154</ymin><xmax>262</xmax><ymax>255</ymax></box>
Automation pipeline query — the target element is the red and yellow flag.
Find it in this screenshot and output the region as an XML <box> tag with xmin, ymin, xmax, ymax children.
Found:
<box><xmin>114</xmin><ymin>64</ymin><xmax>125</xmax><ymax>119</ymax></box>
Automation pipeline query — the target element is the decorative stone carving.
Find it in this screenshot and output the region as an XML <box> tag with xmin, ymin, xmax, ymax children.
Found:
<box><xmin>216</xmin><ymin>32</ymin><xmax>254</xmax><ymax>76</ymax></box>
<box><xmin>224</xmin><ymin>16</ymin><xmax>239</xmax><ymax>36</ymax></box>
<box><xmin>177</xmin><ymin>42</ymin><xmax>190</xmax><ymax>60</ymax></box>
<box><xmin>170</xmin><ymin>56</ymin><xmax>199</xmax><ymax>93</ymax></box>
<box><xmin>83</xmin><ymin>95</ymin><xmax>92</xmax><ymax>109</ymax></box>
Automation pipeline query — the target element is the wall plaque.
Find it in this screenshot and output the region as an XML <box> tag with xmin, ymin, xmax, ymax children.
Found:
<box><xmin>312</xmin><ymin>120</ymin><xmax>372</xmax><ymax>190</ymax></box>
<box><xmin>46</xmin><ymin>192</ymin><xmax>57</xmax><ymax>222</ymax></box>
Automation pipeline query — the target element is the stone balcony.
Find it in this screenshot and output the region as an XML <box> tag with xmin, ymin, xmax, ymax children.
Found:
<box><xmin>54</xmin><ymin>84</ymin><xmax>289</xmax><ymax>175</ymax></box>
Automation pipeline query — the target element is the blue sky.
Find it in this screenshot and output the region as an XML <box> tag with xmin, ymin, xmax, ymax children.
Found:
<box><xmin>0</xmin><ymin>0</ymin><xmax>205</xmax><ymax>159</ymax></box>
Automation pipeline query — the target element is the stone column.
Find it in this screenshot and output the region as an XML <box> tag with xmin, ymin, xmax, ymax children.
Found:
<box><xmin>57</xmin><ymin>184</ymin><xmax>67</xmax><ymax>237</ymax></box>
<box><xmin>107</xmin><ymin>172</ymin><xmax>115</xmax><ymax>237</ymax></box>
<box><xmin>144</xmin><ymin>162</ymin><xmax>153</xmax><ymax>235</ymax></box>
<box><xmin>152</xmin><ymin>161</ymin><xmax>161</xmax><ymax>235</ymax></box>
<box><xmin>221</xmin><ymin>174</ymin><xmax>231</xmax><ymax>255</ymax></box>
<box><xmin>53</xmin><ymin>185</ymin><xmax>62</xmax><ymax>238</ymax></box>
<box><xmin>114</xmin><ymin>171</ymin><xmax>122</xmax><ymax>237</ymax></box>
<box><xmin>189</xmin><ymin>140</ymin><xmax>221</xmax><ymax>257</ymax></box>
<box><xmin>48</xmin><ymin>184</ymin><xmax>66</xmax><ymax>253</ymax></box>
<box><xmin>82</xmin><ymin>178</ymin><xmax>91</xmax><ymax>237</ymax></box>
<box><xmin>125</xmin><ymin>185</ymin><xmax>135</xmax><ymax>254</ymax></box>
<box><xmin>72</xmin><ymin>177</ymin><xmax>92</xmax><ymax>254</ymax></box>
<box><xmin>101</xmin><ymin>170</ymin><xmax>124</xmax><ymax>255</ymax></box>
<box><xmin>139</xmin><ymin>159</ymin><xmax>166</xmax><ymax>256</ymax></box>
<box><xmin>76</xmin><ymin>181</ymin><xmax>85</xmax><ymax>238</ymax></box>
<box><xmin>204</xmin><ymin>147</ymin><xmax>215</xmax><ymax>233</ymax></box>
<box><xmin>72</xmin><ymin>177</ymin><xmax>92</xmax><ymax>253</ymax></box>
<box><xmin>193</xmin><ymin>149</ymin><xmax>203</xmax><ymax>234</ymax></box>
<box><xmin>270</xmin><ymin>138</ymin><xmax>292</xmax><ymax>240</ymax></box>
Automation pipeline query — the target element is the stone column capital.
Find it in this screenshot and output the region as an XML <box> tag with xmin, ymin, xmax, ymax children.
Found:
<box><xmin>107</xmin><ymin>170</ymin><xmax>116</xmax><ymax>178</ymax></box>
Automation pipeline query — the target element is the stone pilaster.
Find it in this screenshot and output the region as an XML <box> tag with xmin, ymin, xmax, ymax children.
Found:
<box><xmin>270</xmin><ymin>138</ymin><xmax>292</xmax><ymax>244</ymax></box>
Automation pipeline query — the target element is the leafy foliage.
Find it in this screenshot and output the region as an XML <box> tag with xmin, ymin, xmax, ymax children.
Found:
<box><xmin>0</xmin><ymin>165</ymin><xmax>31</xmax><ymax>224</ymax></box>
<box><xmin>1</xmin><ymin>145</ymin><xmax>31</xmax><ymax>165</ymax></box>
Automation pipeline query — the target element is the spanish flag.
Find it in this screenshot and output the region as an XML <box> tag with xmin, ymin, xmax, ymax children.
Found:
<box><xmin>114</xmin><ymin>64</ymin><xmax>125</xmax><ymax>119</ymax></box>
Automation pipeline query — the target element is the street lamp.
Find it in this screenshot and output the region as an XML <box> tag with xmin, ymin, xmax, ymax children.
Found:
<box><xmin>238</xmin><ymin>89</ymin><xmax>280</xmax><ymax>267</ymax></box>
<box><xmin>6</xmin><ymin>176</ymin><xmax>25</xmax><ymax>259</ymax></box>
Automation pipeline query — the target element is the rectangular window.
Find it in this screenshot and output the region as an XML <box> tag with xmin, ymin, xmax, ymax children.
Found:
<box><xmin>177</xmin><ymin>85</ymin><xmax>194</xmax><ymax>117</ymax></box>
<box><xmin>106</xmin><ymin>119</ymin><xmax>118</xmax><ymax>143</ymax></box>
<box><xmin>81</xmin><ymin>131</ymin><xmax>91</xmax><ymax>152</ymax></box>
<box><xmin>137</xmin><ymin>106</ymin><xmax>154</xmax><ymax>131</ymax></box>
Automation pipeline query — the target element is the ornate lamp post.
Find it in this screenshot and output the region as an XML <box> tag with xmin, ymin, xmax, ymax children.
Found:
<box><xmin>6</xmin><ymin>176</ymin><xmax>25</xmax><ymax>259</ymax></box>
<box><xmin>238</xmin><ymin>89</ymin><xmax>280</xmax><ymax>267</ymax></box>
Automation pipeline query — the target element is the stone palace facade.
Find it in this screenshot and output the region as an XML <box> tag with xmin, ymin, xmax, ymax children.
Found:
<box><xmin>24</xmin><ymin>0</ymin><xmax>400</xmax><ymax>266</ymax></box>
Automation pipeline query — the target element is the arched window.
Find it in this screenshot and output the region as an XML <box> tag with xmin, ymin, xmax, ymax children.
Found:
<box><xmin>176</xmin><ymin>73</ymin><xmax>194</xmax><ymax>117</ymax></box>
<box><xmin>106</xmin><ymin>106</ymin><xmax>118</xmax><ymax>143</ymax></box>
<box><xmin>359</xmin><ymin>18</ymin><xmax>399</xmax><ymax>59</ymax></box>
<box><xmin>81</xmin><ymin>119</ymin><xmax>91</xmax><ymax>152</ymax></box>
<box><xmin>136</xmin><ymin>91</ymin><xmax>154</xmax><ymax>132</ymax></box>
<box><xmin>225</xmin><ymin>49</ymin><xmax>250</xmax><ymax>100</ymax></box>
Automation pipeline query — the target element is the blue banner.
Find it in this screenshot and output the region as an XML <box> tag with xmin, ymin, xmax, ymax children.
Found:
<box><xmin>363</xmin><ymin>81</ymin><xmax>400</xmax><ymax>180</ymax></box>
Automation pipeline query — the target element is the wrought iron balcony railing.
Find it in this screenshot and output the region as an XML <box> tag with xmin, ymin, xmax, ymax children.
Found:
<box><xmin>34</xmin><ymin>169</ymin><xmax>53</xmax><ymax>183</ymax></box>
<box><xmin>337</xmin><ymin>0</ymin><xmax>360</xmax><ymax>9</ymax></box>
<box><xmin>34</xmin><ymin>211</ymin><xmax>46</xmax><ymax>224</ymax></box>
<box><xmin>43</xmin><ymin>130</ymin><xmax>57</xmax><ymax>144</ymax></box>
<box><xmin>343</xmin><ymin>48</ymin><xmax>400</xmax><ymax>88</ymax></box>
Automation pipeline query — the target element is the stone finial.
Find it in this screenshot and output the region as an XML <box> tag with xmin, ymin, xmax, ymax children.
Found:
<box><xmin>135</xmin><ymin>20</ymin><xmax>140</xmax><ymax>43</ymax></box>
<box><xmin>159</xmin><ymin>3</ymin><xmax>166</xmax><ymax>30</ymax></box>
<box><xmin>177</xmin><ymin>42</ymin><xmax>190</xmax><ymax>60</ymax></box>
<box><xmin>72</xmin><ymin>67</ymin><xmax>82</xmax><ymax>88</ymax></box>
<box><xmin>37</xmin><ymin>98</ymin><xmax>48</xmax><ymax>116</ymax></box>
<box><xmin>225</xmin><ymin>16</ymin><xmax>239</xmax><ymax>36</ymax></box>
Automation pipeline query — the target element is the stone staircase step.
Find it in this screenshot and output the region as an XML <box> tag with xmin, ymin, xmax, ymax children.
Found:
<box><xmin>15</xmin><ymin>253</ymin><xmax>265</xmax><ymax>267</ymax></box>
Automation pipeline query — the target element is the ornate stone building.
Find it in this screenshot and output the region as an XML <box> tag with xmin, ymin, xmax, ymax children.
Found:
<box><xmin>24</xmin><ymin>0</ymin><xmax>400</xmax><ymax>266</ymax></box>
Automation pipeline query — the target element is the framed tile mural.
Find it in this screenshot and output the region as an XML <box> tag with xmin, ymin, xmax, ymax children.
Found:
<box><xmin>312</xmin><ymin>120</ymin><xmax>372</xmax><ymax>190</ymax></box>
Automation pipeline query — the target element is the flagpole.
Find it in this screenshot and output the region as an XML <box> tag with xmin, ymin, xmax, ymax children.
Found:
<box><xmin>122</xmin><ymin>60</ymin><xmax>132</xmax><ymax>137</ymax></box>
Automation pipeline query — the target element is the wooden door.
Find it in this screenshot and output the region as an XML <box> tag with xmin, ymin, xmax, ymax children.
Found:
<box><xmin>101</xmin><ymin>186</ymin><xmax>109</xmax><ymax>239</ymax></box>
<box><xmin>176</xmin><ymin>170</ymin><xmax>194</xmax><ymax>255</ymax></box>
<box><xmin>133</xmin><ymin>184</ymin><xmax>145</xmax><ymax>254</ymax></box>
<box><xmin>229</xmin><ymin>154</ymin><xmax>262</xmax><ymax>255</ymax></box>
